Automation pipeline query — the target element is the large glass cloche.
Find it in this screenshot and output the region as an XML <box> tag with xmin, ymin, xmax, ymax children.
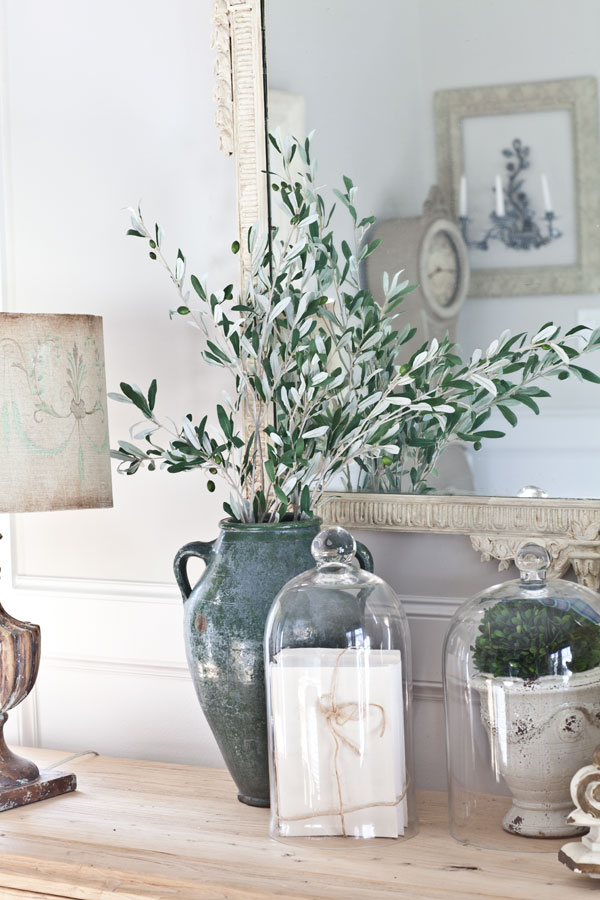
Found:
<box><xmin>444</xmin><ymin>543</ymin><xmax>600</xmax><ymax>850</ymax></box>
<box><xmin>264</xmin><ymin>526</ymin><xmax>417</xmax><ymax>842</ymax></box>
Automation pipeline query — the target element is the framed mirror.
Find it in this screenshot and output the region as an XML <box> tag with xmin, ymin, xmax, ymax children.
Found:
<box><xmin>219</xmin><ymin>0</ymin><xmax>600</xmax><ymax>585</ymax></box>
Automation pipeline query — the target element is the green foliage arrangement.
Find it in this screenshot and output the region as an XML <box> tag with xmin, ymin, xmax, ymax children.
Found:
<box><xmin>111</xmin><ymin>133</ymin><xmax>600</xmax><ymax>522</ymax></box>
<box><xmin>472</xmin><ymin>600</ymin><xmax>600</xmax><ymax>679</ymax></box>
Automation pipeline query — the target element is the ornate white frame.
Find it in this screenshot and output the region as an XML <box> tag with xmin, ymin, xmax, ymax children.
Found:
<box><xmin>435</xmin><ymin>77</ymin><xmax>600</xmax><ymax>299</ymax></box>
<box><xmin>319</xmin><ymin>493</ymin><xmax>600</xmax><ymax>588</ymax></box>
<box><xmin>212</xmin><ymin>3</ymin><xmax>600</xmax><ymax>588</ymax></box>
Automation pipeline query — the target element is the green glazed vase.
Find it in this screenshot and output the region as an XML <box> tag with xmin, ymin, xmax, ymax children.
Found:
<box><xmin>174</xmin><ymin>517</ymin><xmax>373</xmax><ymax>807</ymax></box>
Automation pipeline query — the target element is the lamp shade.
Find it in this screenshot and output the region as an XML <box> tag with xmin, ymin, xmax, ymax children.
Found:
<box><xmin>0</xmin><ymin>313</ymin><xmax>113</xmax><ymax>513</ymax></box>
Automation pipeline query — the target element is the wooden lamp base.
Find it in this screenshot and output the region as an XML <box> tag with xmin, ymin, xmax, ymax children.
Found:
<box><xmin>0</xmin><ymin>600</ymin><xmax>77</xmax><ymax>811</ymax></box>
<box><xmin>0</xmin><ymin>769</ymin><xmax>77</xmax><ymax>812</ymax></box>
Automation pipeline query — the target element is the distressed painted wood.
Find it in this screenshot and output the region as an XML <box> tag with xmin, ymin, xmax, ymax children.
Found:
<box><xmin>0</xmin><ymin>605</ymin><xmax>40</xmax><ymax>714</ymax></box>
<box><xmin>0</xmin><ymin>769</ymin><xmax>76</xmax><ymax>812</ymax></box>
<box><xmin>0</xmin><ymin>747</ymin><xmax>594</xmax><ymax>899</ymax></box>
<box><xmin>212</xmin><ymin>0</ymin><xmax>268</xmax><ymax>279</ymax></box>
<box><xmin>0</xmin><ymin>597</ymin><xmax>54</xmax><ymax>801</ymax></box>
<box><xmin>320</xmin><ymin>492</ymin><xmax>600</xmax><ymax>590</ymax></box>
<box><xmin>0</xmin><ymin>553</ymin><xmax>75</xmax><ymax>807</ymax></box>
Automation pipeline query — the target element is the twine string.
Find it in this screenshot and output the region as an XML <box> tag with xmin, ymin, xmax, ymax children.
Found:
<box><xmin>313</xmin><ymin>648</ymin><xmax>394</xmax><ymax>837</ymax></box>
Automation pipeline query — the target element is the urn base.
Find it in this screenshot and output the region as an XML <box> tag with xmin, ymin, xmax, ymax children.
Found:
<box><xmin>238</xmin><ymin>791</ymin><xmax>270</xmax><ymax>808</ymax></box>
<box><xmin>503</xmin><ymin>802</ymin><xmax>587</xmax><ymax>838</ymax></box>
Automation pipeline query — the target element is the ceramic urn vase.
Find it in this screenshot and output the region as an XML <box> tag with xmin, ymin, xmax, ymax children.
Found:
<box><xmin>174</xmin><ymin>517</ymin><xmax>373</xmax><ymax>807</ymax></box>
<box><xmin>474</xmin><ymin>667</ymin><xmax>600</xmax><ymax>837</ymax></box>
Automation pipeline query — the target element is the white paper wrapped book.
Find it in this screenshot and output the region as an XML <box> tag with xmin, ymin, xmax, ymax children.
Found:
<box><xmin>270</xmin><ymin>647</ymin><xmax>407</xmax><ymax>838</ymax></box>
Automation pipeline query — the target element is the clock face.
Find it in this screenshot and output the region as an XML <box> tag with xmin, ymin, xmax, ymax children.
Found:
<box><xmin>418</xmin><ymin>218</ymin><xmax>469</xmax><ymax>319</ymax></box>
<box><xmin>426</xmin><ymin>230</ymin><xmax>460</xmax><ymax>308</ymax></box>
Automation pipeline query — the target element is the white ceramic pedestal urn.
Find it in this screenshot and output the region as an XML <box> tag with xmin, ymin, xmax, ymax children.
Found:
<box><xmin>475</xmin><ymin>667</ymin><xmax>600</xmax><ymax>838</ymax></box>
<box><xmin>444</xmin><ymin>543</ymin><xmax>600</xmax><ymax>846</ymax></box>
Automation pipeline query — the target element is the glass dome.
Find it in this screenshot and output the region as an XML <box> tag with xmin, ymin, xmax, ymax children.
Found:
<box><xmin>444</xmin><ymin>543</ymin><xmax>600</xmax><ymax>851</ymax></box>
<box><xmin>264</xmin><ymin>526</ymin><xmax>417</xmax><ymax>842</ymax></box>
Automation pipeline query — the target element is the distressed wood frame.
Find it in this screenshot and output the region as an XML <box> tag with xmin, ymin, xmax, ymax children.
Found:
<box><xmin>212</xmin><ymin>0</ymin><xmax>268</xmax><ymax>275</ymax></box>
<box><xmin>435</xmin><ymin>76</ymin><xmax>600</xmax><ymax>299</ymax></box>
<box><xmin>213</xmin><ymin>5</ymin><xmax>600</xmax><ymax>587</ymax></box>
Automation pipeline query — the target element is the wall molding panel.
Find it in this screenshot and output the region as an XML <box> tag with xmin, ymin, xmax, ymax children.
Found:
<box><xmin>14</xmin><ymin>573</ymin><xmax>462</xmax><ymax>618</ymax></box>
<box><xmin>42</xmin><ymin>655</ymin><xmax>189</xmax><ymax>680</ymax></box>
<box><xmin>13</xmin><ymin>574</ymin><xmax>181</xmax><ymax>606</ymax></box>
<box><xmin>4</xmin><ymin>572</ymin><xmax>459</xmax><ymax>764</ymax></box>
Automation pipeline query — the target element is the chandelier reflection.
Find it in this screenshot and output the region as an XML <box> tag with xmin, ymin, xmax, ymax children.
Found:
<box><xmin>459</xmin><ymin>139</ymin><xmax>562</xmax><ymax>251</ymax></box>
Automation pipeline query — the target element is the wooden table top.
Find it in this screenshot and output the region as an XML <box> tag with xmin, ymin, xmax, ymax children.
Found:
<box><xmin>0</xmin><ymin>748</ymin><xmax>598</xmax><ymax>900</ymax></box>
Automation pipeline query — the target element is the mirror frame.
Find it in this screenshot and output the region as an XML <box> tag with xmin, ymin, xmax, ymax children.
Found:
<box><xmin>213</xmin><ymin>0</ymin><xmax>600</xmax><ymax>587</ymax></box>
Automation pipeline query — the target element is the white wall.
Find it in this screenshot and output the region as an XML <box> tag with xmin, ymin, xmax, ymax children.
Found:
<box><xmin>0</xmin><ymin>0</ymin><xmax>236</xmax><ymax>765</ymax></box>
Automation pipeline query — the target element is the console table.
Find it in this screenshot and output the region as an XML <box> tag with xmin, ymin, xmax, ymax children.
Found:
<box><xmin>0</xmin><ymin>748</ymin><xmax>594</xmax><ymax>899</ymax></box>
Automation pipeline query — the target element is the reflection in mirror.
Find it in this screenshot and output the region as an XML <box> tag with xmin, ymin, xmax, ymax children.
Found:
<box><xmin>265</xmin><ymin>0</ymin><xmax>600</xmax><ymax>499</ymax></box>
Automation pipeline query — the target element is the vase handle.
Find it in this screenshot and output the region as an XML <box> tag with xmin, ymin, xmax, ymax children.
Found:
<box><xmin>173</xmin><ymin>540</ymin><xmax>216</xmax><ymax>602</ymax></box>
<box><xmin>355</xmin><ymin>540</ymin><xmax>374</xmax><ymax>573</ymax></box>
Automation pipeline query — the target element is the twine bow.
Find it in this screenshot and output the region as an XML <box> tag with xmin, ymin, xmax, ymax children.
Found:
<box><xmin>317</xmin><ymin>651</ymin><xmax>386</xmax><ymax>757</ymax></box>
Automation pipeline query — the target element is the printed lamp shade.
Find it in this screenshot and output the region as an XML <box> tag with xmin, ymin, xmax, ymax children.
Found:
<box><xmin>0</xmin><ymin>313</ymin><xmax>113</xmax><ymax>513</ymax></box>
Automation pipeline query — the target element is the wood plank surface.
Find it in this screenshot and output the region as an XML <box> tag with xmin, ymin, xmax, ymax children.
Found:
<box><xmin>0</xmin><ymin>748</ymin><xmax>595</xmax><ymax>900</ymax></box>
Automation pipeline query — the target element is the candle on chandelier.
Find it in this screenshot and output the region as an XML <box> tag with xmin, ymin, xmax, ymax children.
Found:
<box><xmin>459</xmin><ymin>175</ymin><xmax>467</xmax><ymax>218</ymax></box>
<box><xmin>540</xmin><ymin>174</ymin><xmax>553</xmax><ymax>213</ymax></box>
<box><xmin>495</xmin><ymin>175</ymin><xmax>505</xmax><ymax>218</ymax></box>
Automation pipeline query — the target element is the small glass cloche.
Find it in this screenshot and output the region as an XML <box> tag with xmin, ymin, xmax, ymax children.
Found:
<box><xmin>264</xmin><ymin>526</ymin><xmax>417</xmax><ymax>842</ymax></box>
<box><xmin>444</xmin><ymin>543</ymin><xmax>600</xmax><ymax>850</ymax></box>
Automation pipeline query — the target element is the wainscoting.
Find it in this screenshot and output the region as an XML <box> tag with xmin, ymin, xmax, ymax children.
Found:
<box><xmin>4</xmin><ymin>571</ymin><xmax>222</xmax><ymax>767</ymax></box>
<box><xmin>4</xmin><ymin>555</ymin><xmax>461</xmax><ymax>791</ymax></box>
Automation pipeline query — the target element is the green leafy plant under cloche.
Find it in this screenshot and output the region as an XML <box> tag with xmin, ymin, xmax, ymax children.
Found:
<box><xmin>110</xmin><ymin>133</ymin><xmax>600</xmax><ymax>523</ymax></box>
<box><xmin>472</xmin><ymin>600</ymin><xmax>600</xmax><ymax>679</ymax></box>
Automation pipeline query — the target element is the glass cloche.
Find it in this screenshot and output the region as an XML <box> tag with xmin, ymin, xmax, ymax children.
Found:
<box><xmin>444</xmin><ymin>543</ymin><xmax>600</xmax><ymax>850</ymax></box>
<box><xmin>264</xmin><ymin>526</ymin><xmax>417</xmax><ymax>842</ymax></box>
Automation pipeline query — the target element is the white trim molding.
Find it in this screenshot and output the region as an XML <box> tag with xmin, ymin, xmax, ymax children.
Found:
<box><xmin>14</xmin><ymin>688</ymin><xmax>40</xmax><ymax>748</ymax></box>
<box><xmin>13</xmin><ymin>573</ymin><xmax>180</xmax><ymax>605</ymax></box>
<box><xmin>5</xmin><ymin>575</ymin><xmax>192</xmax><ymax>751</ymax></box>
<box><xmin>42</xmin><ymin>655</ymin><xmax>189</xmax><ymax>680</ymax></box>
<box><xmin>414</xmin><ymin>681</ymin><xmax>444</xmax><ymax>702</ymax></box>
<box><xmin>321</xmin><ymin>493</ymin><xmax>600</xmax><ymax>588</ymax></box>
